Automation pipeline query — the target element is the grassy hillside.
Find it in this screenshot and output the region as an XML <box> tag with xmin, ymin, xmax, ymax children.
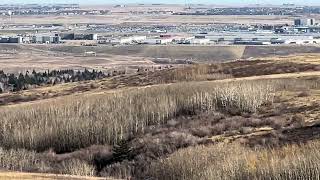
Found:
<box><xmin>1</xmin><ymin>54</ymin><xmax>320</xmax><ymax>179</ymax></box>
<box><xmin>2</xmin><ymin>58</ymin><xmax>320</xmax><ymax>106</ymax></box>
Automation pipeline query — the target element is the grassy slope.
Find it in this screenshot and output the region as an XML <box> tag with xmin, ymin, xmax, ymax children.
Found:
<box><xmin>1</xmin><ymin>54</ymin><xmax>320</xmax><ymax>178</ymax></box>
<box><xmin>2</xmin><ymin>55</ymin><xmax>320</xmax><ymax>107</ymax></box>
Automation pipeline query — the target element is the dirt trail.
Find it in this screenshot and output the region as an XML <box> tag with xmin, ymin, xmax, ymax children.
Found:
<box><xmin>0</xmin><ymin>171</ymin><xmax>107</xmax><ymax>180</ymax></box>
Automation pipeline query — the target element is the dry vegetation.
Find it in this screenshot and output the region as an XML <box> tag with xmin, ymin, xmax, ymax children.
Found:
<box><xmin>2</xmin><ymin>58</ymin><xmax>320</xmax><ymax>106</ymax></box>
<box><xmin>148</xmin><ymin>141</ymin><xmax>320</xmax><ymax>180</ymax></box>
<box><xmin>0</xmin><ymin>76</ymin><xmax>319</xmax><ymax>178</ymax></box>
<box><xmin>1</xmin><ymin>53</ymin><xmax>320</xmax><ymax>179</ymax></box>
<box><xmin>59</xmin><ymin>159</ymin><xmax>96</xmax><ymax>176</ymax></box>
<box><xmin>0</xmin><ymin>171</ymin><xmax>106</xmax><ymax>180</ymax></box>
<box><xmin>7</xmin><ymin>14</ymin><xmax>295</xmax><ymax>25</ymax></box>
<box><xmin>0</xmin><ymin>79</ymin><xmax>277</xmax><ymax>152</ymax></box>
<box><xmin>3</xmin><ymin>44</ymin><xmax>320</xmax><ymax>74</ymax></box>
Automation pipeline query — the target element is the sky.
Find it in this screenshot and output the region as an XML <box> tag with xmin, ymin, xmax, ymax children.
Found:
<box><xmin>0</xmin><ymin>0</ymin><xmax>318</xmax><ymax>6</ymax></box>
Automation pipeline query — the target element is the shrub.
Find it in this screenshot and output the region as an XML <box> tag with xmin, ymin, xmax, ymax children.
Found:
<box><xmin>1</xmin><ymin>78</ymin><xmax>318</xmax><ymax>152</ymax></box>
<box><xmin>0</xmin><ymin>148</ymin><xmax>49</xmax><ymax>172</ymax></box>
<box><xmin>148</xmin><ymin>141</ymin><xmax>320</xmax><ymax>180</ymax></box>
<box><xmin>59</xmin><ymin>159</ymin><xmax>96</xmax><ymax>176</ymax></box>
<box><xmin>0</xmin><ymin>79</ymin><xmax>277</xmax><ymax>152</ymax></box>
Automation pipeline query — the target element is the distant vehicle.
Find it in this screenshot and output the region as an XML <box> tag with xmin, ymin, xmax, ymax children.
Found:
<box><xmin>150</xmin><ymin>30</ymin><xmax>167</xmax><ymax>33</ymax></box>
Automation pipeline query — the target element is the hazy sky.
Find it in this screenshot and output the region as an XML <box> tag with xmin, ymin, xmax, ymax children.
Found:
<box><xmin>0</xmin><ymin>0</ymin><xmax>318</xmax><ymax>5</ymax></box>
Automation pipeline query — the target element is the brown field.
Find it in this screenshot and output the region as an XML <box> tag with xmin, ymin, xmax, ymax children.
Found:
<box><xmin>2</xmin><ymin>44</ymin><xmax>320</xmax><ymax>73</ymax></box>
<box><xmin>1</xmin><ymin>14</ymin><xmax>302</xmax><ymax>26</ymax></box>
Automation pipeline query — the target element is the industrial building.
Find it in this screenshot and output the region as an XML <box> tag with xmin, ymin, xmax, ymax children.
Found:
<box><xmin>283</xmin><ymin>37</ymin><xmax>320</xmax><ymax>44</ymax></box>
<box><xmin>143</xmin><ymin>37</ymin><xmax>174</xmax><ymax>44</ymax></box>
<box><xmin>190</xmin><ymin>38</ymin><xmax>211</xmax><ymax>45</ymax></box>
<box><xmin>31</xmin><ymin>34</ymin><xmax>61</xmax><ymax>44</ymax></box>
<box><xmin>0</xmin><ymin>34</ymin><xmax>61</xmax><ymax>44</ymax></box>
<box><xmin>60</xmin><ymin>33</ymin><xmax>98</xmax><ymax>41</ymax></box>
<box><xmin>0</xmin><ymin>37</ymin><xmax>23</xmax><ymax>43</ymax></box>
<box><xmin>174</xmin><ymin>36</ymin><xmax>195</xmax><ymax>44</ymax></box>
<box><xmin>294</xmin><ymin>18</ymin><xmax>316</xmax><ymax>26</ymax></box>
<box><xmin>104</xmin><ymin>36</ymin><xmax>147</xmax><ymax>45</ymax></box>
<box><xmin>74</xmin><ymin>34</ymin><xmax>98</xmax><ymax>41</ymax></box>
<box><xmin>234</xmin><ymin>40</ymin><xmax>271</xmax><ymax>45</ymax></box>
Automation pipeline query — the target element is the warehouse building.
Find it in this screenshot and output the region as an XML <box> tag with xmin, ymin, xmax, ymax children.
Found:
<box><xmin>0</xmin><ymin>37</ymin><xmax>23</xmax><ymax>43</ymax></box>
<box><xmin>294</xmin><ymin>18</ymin><xmax>316</xmax><ymax>26</ymax></box>
<box><xmin>31</xmin><ymin>35</ymin><xmax>61</xmax><ymax>44</ymax></box>
<box><xmin>60</xmin><ymin>33</ymin><xmax>98</xmax><ymax>40</ymax></box>
<box><xmin>234</xmin><ymin>40</ymin><xmax>271</xmax><ymax>45</ymax></box>
<box><xmin>105</xmin><ymin>36</ymin><xmax>147</xmax><ymax>45</ymax></box>
<box><xmin>143</xmin><ymin>37</ymin><xmax>174</xmax><ymax>44</ymax></box>
<box><xmin>190</xmin><ymin>38</ymin><xmax>211</xmax><ymax>45</ymax></box>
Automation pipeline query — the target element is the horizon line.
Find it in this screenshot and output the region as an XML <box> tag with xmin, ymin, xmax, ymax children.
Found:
<box><xmin>0</xmin><ymin>3</ymin><xmax>319</xmax><ymax>6</ymax></box>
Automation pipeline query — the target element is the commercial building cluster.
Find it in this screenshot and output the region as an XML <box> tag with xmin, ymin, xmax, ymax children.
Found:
<box><xmin>0</xmin><ymin>33</ymin><xmax>98</xmax><ymax>44</ymax></box>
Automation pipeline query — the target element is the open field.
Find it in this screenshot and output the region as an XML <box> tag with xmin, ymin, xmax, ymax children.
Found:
<box><xmin>0</xmin><ymin>14</ymin><xmax>303</xmax><ymax>26</ymax></box>
<box><xmin>0</xmin><ymin>44</ymin><xmax>155</xmax><ymax>73</ymax></box>
<box><xmin>3</xmin><ymin>44</ymin><xmax>320</xmax><ymax>73</ymax></box>
<box><xmin>255</xmin><ymin>53</ymin><xmax>320</xmax><ymax>65</ymax></box>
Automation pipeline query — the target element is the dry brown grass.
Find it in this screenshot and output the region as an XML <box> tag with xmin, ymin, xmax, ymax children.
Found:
<box><xmin>259</xmin><ymin>53</ymin><xmax>320</xmax><ymax>65</ymax></box>
<box><xmin>148</xmin><ymin>141</ymin><xmax>320</xmax><ymax>180</ymax></box>
<box><xmin>0</xmin><ymin>148</ymin><xmax>47</xmax><ymax>172</ymax></box>
<box><xmin>2</xmin><ymin>57</ymin><xmax>320</xmax><ymax>107</ymax></box>
<box><xmin>59</xmin><ymin>159</ymin><xmax>96</xmax><ymax>177</ymax></box>
<box><xmin>0</xmin><ymin>79</ymin><xmax>277</xmax><ymax>152</ymax></box>
<box><xmin>0</xmin><ymin>80</ymin><xmax>318</xmax><ymax>179</ymax></box>
<box><xmin>170</xmin><ymin>64</ymin><xmax>233</xmax><ymax>82</ymax></box>
<box><xmin>0</xmin><ymin>171</ymin><xmax>106</xmax><ymax>180</ymax></box>
<box><xmin>0</xmin><ymin>148</ymin><xmax>98</xmax><ymax>177</ymax></box>
<box><xmin>7</xmin><ymin>14</ymin><xmax>294</xmax><ymax>25</ymax></box>
<box><xmin>0</xmin><ymin>60</ymin><xmax>319</xmax><ymax>179</ymax></box>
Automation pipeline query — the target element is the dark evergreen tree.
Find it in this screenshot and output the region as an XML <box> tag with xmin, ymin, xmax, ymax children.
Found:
<box><xmin>112</xmin><ymin>139</ymin><xmax>133</xmax><ymax>163</ymax></box>
<box><xmin>0</xmin><ymin>69</ymin><xmax>107</xmax><ymax>93</ymax></box>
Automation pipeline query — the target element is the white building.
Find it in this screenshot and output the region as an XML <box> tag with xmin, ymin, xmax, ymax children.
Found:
<box><xmin>130</xmin><ymin>36</ymin><xmax>147</xmax><ymax>43</ymax></box>
<box><xmin>92</xmin><ymin>34</ymin><xmax>98</xmax><ymax>41</ymax></box>
<box><xmin>190</xmin><ymin>38</ymin><xmax>211</xmax><ymax>45</ymax></box>
<box><xmin>174</xmin><ymin>36</ymin><xmax>195</xmax><ymax>44</ymax></box>
<box><xmin>284</xmin><ymin>36</ymin><xmax>320</xmax><ymax>44</ymax></box>
<box><xmin>109</xmin><ymin>36</ymin><xmax>146</xmax><ymax>44</ymax></box>
<box><xmin>143</xmin><ymin>37</ymin><xmax>173</xmax><ymax>44</ymax></box>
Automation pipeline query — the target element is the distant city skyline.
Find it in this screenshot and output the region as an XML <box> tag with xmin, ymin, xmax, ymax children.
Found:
<box><xmin>0</xmin><ymin>0</ymin><xmax>319</xmax><ymax>6</ymax></box>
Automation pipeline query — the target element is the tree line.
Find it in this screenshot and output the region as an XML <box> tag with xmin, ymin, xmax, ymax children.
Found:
<box><xmin>0</xmin><ymin>69</ymin><xmax>108</xmax><ymax>93</ymax></box>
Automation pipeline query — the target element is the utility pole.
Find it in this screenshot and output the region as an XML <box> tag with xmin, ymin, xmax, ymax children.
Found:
<box><xmin>185</xmin><ymin>0</ymin><xmax>191</xmax><ymax>10</ymax></box>
<box><xmin>8</xmin><ymin>10</ymin><xmax>12</xmax><ymax>22</ymax></box>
